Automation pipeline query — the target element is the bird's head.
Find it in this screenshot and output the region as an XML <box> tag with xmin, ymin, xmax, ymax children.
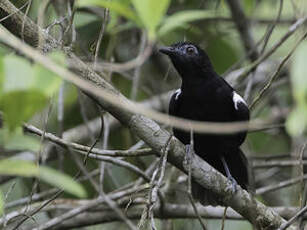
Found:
<box><xmin>159</xmin><ymin>42</ymin><xmax>214</xmax><ymax>78</ymax></box>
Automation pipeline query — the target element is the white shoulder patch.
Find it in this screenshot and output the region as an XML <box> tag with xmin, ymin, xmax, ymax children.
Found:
<box><xmin>233</xmin><ymin>91</ymin><xmax>247</xmax><ymax>110</ymax></box>
<box><xmin>174</xmin><ymin>88</ymin><xmax>181</xmax><ymax>100</ymax></box>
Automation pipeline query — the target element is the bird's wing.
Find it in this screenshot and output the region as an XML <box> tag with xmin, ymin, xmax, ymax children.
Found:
<box><xmin>231</xmin><ymin>91</ymin><xmax>250</xmax><ymax>122</ymax></box>
<box><xmin>169</xmin><ymin>88</ymin><xmax>182</xmax><ymax>116</ymax></box>
<box><xmin>216</xmin><ymin>78</ymin><xmax>250</xmax><ymax>123</ymax></box>
<box><xmin>230</xmin><ymin>91</ymin><xmax>250</xmax><ymax>145</ymax></box>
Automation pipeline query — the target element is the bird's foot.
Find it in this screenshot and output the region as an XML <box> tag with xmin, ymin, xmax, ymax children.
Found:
<box><xmin>184</xmin><ymin>144</ymin><xmax>194</xmax><ymax>166</ymax></box>
<box><xmin>227</xmin><ymin>175</ymin><xmax>238</xmax><ymax>193</ymax></box>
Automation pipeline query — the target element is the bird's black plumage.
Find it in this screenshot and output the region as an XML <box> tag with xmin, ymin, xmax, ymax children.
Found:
<box><xmin>160</xmin><ymin>42</ymin><xmax>250</xmax><ymax>205</ymax></box>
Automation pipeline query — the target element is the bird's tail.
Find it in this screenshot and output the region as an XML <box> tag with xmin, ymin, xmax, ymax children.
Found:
<box><xmin>192</xmin><ymin>148</ymin><xmax>250</xmax><ymax>206</ymax></box>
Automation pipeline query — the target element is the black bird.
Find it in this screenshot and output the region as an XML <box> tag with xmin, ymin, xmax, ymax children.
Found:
<box><xmin>159</xmin><ymin>42</ymin><xmax>250</xmax><ymax>205</ymax></box>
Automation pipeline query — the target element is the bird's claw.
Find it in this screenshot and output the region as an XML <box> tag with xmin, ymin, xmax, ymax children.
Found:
<box><xmin>185</xmin><ymin>144</ymin><xmax>191</xmax><ymax>156</ymax></box>
<box><xmin>184</xmin><ymin>144</ymin><xmax>194</xmax><ymax>165</ymax></box>
<box><xmin>227</xmin><ymin>175</ymin><xmax>238</xmax><ymax>193</ymax></box>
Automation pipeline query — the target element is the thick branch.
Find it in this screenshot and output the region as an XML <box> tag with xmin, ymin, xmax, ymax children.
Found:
<box><xmin>0</xmin><ymin>0</ymin><xmax>58</xmax><ymax>50</ymax></box>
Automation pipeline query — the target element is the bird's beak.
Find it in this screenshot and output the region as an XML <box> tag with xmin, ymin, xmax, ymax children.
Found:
<box><xmin>159</xmin><ymin>46</ymin><xmax>175</xmax><ymax>56</ymax></box>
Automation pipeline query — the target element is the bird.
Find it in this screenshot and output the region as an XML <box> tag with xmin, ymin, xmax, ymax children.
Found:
<box><xmin>159</xmin><ymin>41</ymin><xmax>250</xmax><ymax>205</ymax></box>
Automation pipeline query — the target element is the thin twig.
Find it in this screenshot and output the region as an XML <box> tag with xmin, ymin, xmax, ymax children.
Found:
<box><xmin>238</xmin><ymin>16</ymin><xmax>307</xmax><ymax>81</ymax></box>
<box><xmin>23</xmin><ymin>124</ymin><xmax>150</xmax><ymax>180</ymax></box>
<box><xmin>100</xmin><ymin>115</ymin><xmax>110</xmax><ymax>195</ymax></box>
<box><xmin>2</xmin><ymin>182</ymin><xmax>16</xmax><ymax>227</ymax></box>
<box><xmin>148</xmin><ymin>138</ymin><xmax>170</xmax><ymax>230</ymax></box>
<box><xmin>260</xmin><ymin>0</ymin><xmax>284</xmax><ymax>54</ymax></box>
<box><xmin>226</xmin><ymin>0</ymin><xmax>258</xmax><ymax>61</ymax></box>
<box><xmin>93</xmin><ymin>7</ymin><xmax>109</xmax><ymax>69</ymax></box>
<box><xmin>21</xmin><ymin>0</ymin><xmax>32</xmax><ymax>42</ymax></box>
<box><xmin>249</xmin><ymin>31</ymin><xmax>307</xmax><ymax>110</ymax></box>
<box><xmin>256</xmin><ymin>174</ymin><xmax>307</xmax><ymax>195</ymax></box>
<box><xmin>0</xmin><ymin>1</ymin><xmax>29</xmax><ymax>23</ymax></box>
<box><xmin>24</xmin><ymin>123</ymin><xmax>154</xmax><ymax>157</ymax></box>
<box><xmin>187</xmin><ymin>130</ymin><xmax>207</xmax><ymax>230</ymax></box>
<box><xmin>221</xmin><ymin>207</ymin><xmax>228</xmax><ymax>230</ymax></box>
<box><xmin>92</xmin><ymin>43</ymin><xmax>153</xmax><ymax>72</ymax></box>
<box><xmin>57</xmin><ymin>82</ymin><xmax>65</xmax><ymax>171</ymax></box>
<box><xmin>13</xmin><ymin>102</ymin><xmax>54</xmax><ymax>229</ymax></box>
<box><xmin>299</xmin><ymin>142</ymin><xmax>307</xmax><ymax>229</ymax></box>
<box><xmin>130</xmin><ymin>31</ymin><xmax>147</xmax><ymax>100</ymax></box>
<box><xmin>71</xmin><ymin>153</ymin><xmax>100</xmax><ymax>192</ymax></box>
<box><xmin>5</xmin><ymin>169</ymin><xmax>99</xmax><ymax>210</ymax></box>
<box><xmin>253</xmin><ymin>160</ymin><xmax>307</xmax><ymax>168</ymax></box>
<box><xmin>244</xmin><ymin>0</ymin><xmax>283</xmax><ymax>102</ymax></box>
<box><xmin>278</xmin><ymin>205</ymin><xmax>307</xmax><ymax>230</ymax></box>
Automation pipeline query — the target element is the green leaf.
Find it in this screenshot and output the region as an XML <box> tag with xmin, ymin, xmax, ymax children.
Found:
<box><xmin>0</xmin><ymin>160</ymin><xmax>39</xmax><ymax>176</ymax></box>
<box><xmin>0</xmin><ymin>127</ymin><xmax>40</xmax><ymax>151</ymax></box>
<box><xmin>2</xmin><ymin>55</ymin><xmax>33</xmax><ymax>93</ymax></box>
<box><xmin>206</xmin><ymin>38</ymin><xmax>238</xmax><ymax>73</ymax></box>
<box><xmin>286</xmin><ymin>41</ymin><xmax>307</xmax><ymax>136</ymax></box>
<box><xmin>0</xmin><ymin>90</ymin><xmax>48</xmax><ymax>130</ymax></box>
<box><xmin>0</xmin><ymin>160</ymin><xmax>86</xmax><ymax>198</ymax></box>
<box><xmin>0</xmin><ymin>53</ymin><xmax>63</xmax><ymax>131</ymax></box>
<box><xmin>33</xmin><ymin>56</ymin><xmax>63</xmax><ymax>97</ymax></box>
<box><xmin>243</xmin><ymin>0</ymin><xmax>255</xmax><ymax>15</ymax></box>
<box><xmin>3</xmin><ymin>54</ymin><xmax>62</xmax><ymax>96</ymax></box>
<box><xmin>131</xmin><ymin>0</ymin><xmax>170</xmax><ymax>39</ymax></box>
<box><xmin>77</xmin><ymin>0</ymin><xmax>139</xmax><ymax>23</ymax></box>
<box><xmin>286</xmin><ymin>106</ymin><xmax>307</xmax><ymax>136</ymax></box>
<box><xmin>158</xmin><ymin>10</ymin><xmax>215</xmax><ymax>37</ymax></box>
<box><xmin>39</xmin><ymin>166</ymin><xmax>86</xmax><ymax>198</ymax></box>
<box><xmin>291</xmin><ymin>42</ymin><xmax>307</xmax><ymax>100</ymax></box>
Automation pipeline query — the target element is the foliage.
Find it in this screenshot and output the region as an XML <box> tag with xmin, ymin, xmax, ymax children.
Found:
<box><xmin>0</xmin><ymin>51</ymin><xmax>85</xmax><ymax>214</ymax></box>
<box><xmin>0</xmin><ymin>0</ymin><xmax>307</xmax><ymax>229</ymax></box>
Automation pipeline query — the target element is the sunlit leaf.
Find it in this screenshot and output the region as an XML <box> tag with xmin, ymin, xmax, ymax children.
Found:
<box><xmin>286</xmin><ymin>106</ymin><xmax>307</xmax><ymax>136</ymax></box>
<box><xmin>0</xmin><ymin>160</ymin><xmax>39</xmax><ymax>176</ymax></box>
<box><xmin>3</xmin><ymin>54</ymin><xmax>62</xmax><ymax>96</ymax></box>
<box><xmin>0</xmin><ymin>160</ymin><xmax>86</xmax><ymax>198</ymax></box>
<box><xmin>77</xmin><ymin>0</ymin><xmax>139</xmax><ymax>23</ymax></box>
<box><xmin>0</xmin><ymin>90</ymin><xmax>48</xmax><ymax>130</ymax></box>
<box><xmin>2</xmin><ymin>55</ymin><xmax>33</xmax><ymax>93</ymax></box>
<box><xmin>158</xmin><ymin>10</ymin><xmax>215</xmax><ymax>37</ymax></box>
<box><xmin>286</xmin><ymin>41</ymin><xmax>307</xmax><ymax>136</ymax></box>
<box><xmin>39</xmin><ymin>166</ymin><xmax>86</xmax><ymax>198</ymax></box>
<box><xmin>0</xmin><ymin>127</ymin><xmax>40</xmax><ymax>151</ymax></box>
<box><xmin>131</xmin><ymin>0</ymin><xmax>170</xmax><ymax>39</ymax></box>
<box><xmin>33</xmin><ymin>66</ymin><xmax>62</xmax><ymax>97</ymax></box>
<box><xmin>291</xmin><ymin>42</ymin><xmax>307</xmax><ymax>100</ymax></box>
<box><xmin>0</xmin><ymin>52</ymin><xmax>64</xmax><ymax>131</ymax></box>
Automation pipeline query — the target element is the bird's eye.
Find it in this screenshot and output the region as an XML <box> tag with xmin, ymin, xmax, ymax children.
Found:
<box><xmin>186</xmin><ymin>46</ymin><xmax>195</xmax><ymax>55</ymax></box>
